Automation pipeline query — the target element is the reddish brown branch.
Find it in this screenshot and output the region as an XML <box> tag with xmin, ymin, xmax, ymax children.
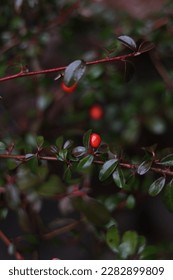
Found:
<box><xmin>0</xmin><ymin>230</ymin><xmax>24</xmax><ymax>260</ymax></box>
<box><xmin>0</xmin><ymin>52</ymin><xmax>138</xmax><ymax>83</ymax></box>
<box><xmin>1</xmin><ymin>153</ymin><xmax>173</xmax><ymax>177</ymax></box>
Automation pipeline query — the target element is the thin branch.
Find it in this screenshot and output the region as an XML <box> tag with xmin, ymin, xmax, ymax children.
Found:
<box><xmin>0</xmin><ymin>52</ymin><xmax>138</xmax><ymax>83</ymax></box>
<box><xmin>0</xmin><ymin>230</ymin><xmax>24</xmax><ymax>260</ymax></box>
<box><xmin>1</xmin><ymin>153</ymin><xmax>173</xmax><ymax>177</ymax></box>
<box><xmin>42</xmin><ymin>220</ymin><xmax>80</xmax><ymax>240</ymax></box>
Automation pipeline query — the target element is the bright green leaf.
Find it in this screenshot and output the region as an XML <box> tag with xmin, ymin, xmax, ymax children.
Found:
<box><xmin>148</xmin><ymin>176</ymin><xmax>165</xmax><ymax>197</ymax></box>
<box><xmin>99</xmin><ymin>159</ymin><xmax>118</xmax><ymax>182</ymax></box>
<box><xmin>119</xmin><ymin>230</ymin><xmax>138</xmax><ymax>259</ymax></box>
<box><xmin>106</xmin><ymin>225</ymin><xmax>120</xmax><ymax>253</ymax></box>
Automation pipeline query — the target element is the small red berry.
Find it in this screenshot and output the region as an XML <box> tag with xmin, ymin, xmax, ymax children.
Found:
<box><xmin>60</xmin><ymin>82</ymin><xmax>77</xmax><ymax>93</ymax></box>
<box><xmin>90</xmin><ymin>133</ymin><xmax>101</xmax><ymax>148</ymax></box>
<box><xmin>89</xmin><ymin>104</ymin><xmax>103</xmax><ymax>120</ymax></box>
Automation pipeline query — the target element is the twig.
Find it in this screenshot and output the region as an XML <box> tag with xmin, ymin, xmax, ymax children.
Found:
<box><xmin>1</xmin><ymin>153</ymin><xmax>173</xmax><ymax>177</ymax></box>
<box><xmin>0</xmin><ymin>230</ymin><xmax>24</xmax><ymax>260</ymax></box>
<box><xmin>42</xmin><ymin>220</ymin><xmax>80</xmax><ymax>240</ymax></box>
<box><xmin>0</xmin><ymin>52</ymin><xmax>138</xmax><ymax>83</ymax></box>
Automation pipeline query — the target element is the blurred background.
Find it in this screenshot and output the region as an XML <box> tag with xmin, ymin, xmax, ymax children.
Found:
<box><xmin>1</xmin><ymin>0</ymin><xmax>173</xmax><ymax>259</ymax></box>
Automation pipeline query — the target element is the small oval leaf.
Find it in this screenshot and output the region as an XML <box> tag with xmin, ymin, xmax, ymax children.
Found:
<box><xmin>72</xmin><ymin>146</ymin><xmax>86</xmax><ymax>157</ymax></box>
<box><xmin>64</xmin><ymin>59</ymin><xmax>86</xmax><ymax>86</ymax></box>
<box><xmin>112</xmin><ymin>168</ymin><xmax>125</xmax><ymax>188</ymax></box>
<box><xmin>163</xmin><ymin>179</ymin><xmax>173</xmax><ymax>212</ymax></box>
<box><xmin>148</xmin><ymin>176</ymin><xmax>166</xmax><ymax>197</ymax></box>
<box><xmin>99</xmin><ymin>159</ymin><xmax>118</xmax><ymax>182</ymax></box>
<box><xmin>117</xmin><ymin>35</ymin><xmax>137</xmax><ymax>51</ymax></box>
<box><xmin>106</xmin><ymin>225</ymin><xmax>120</xmax><ymax>253</ymax></box>
<box><xmin>160</xmin><ymin>154</ymin><xmax>173</xmax><ymax>166</ymax></box>
<box><xmin>119</xmin><ymin>230</ymin><xmax>138</xmax><ymax>259</ymax></box>
<box><xmin>77</xmin><ymin>154</ymin><xmax>94</xmax><ymax>170</ymax></box>
<box><xmin>63</xmin><ymin>139</ymin><xmax>73</xmax><ymax>149</ymax></box>
<box><xmin>83</xmin><ymin>129</ymin><xmax>92</xmax><ymax>148</ymax></box>
<box><xmin>137</xmin><ymin>160</ymin><xmax>152</xmax><ymax>175</ymax></box>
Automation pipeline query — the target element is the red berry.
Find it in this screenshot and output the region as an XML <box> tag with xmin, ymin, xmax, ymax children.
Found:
<box><xmin>89</xmin><ymin>104</ymin><xmax>103</xmax><ymax>120</ymax></box>
<box><xmin>90</xmin><ymin>133</ymin><xmax>101</xmax><ymax>148</ymax></box>
<box><xmin>61</xmin><ymin>82</ymin><xmax>77</xmax><ymax>93</ymax></box>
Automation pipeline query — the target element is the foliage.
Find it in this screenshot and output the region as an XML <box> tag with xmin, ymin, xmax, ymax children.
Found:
<box><xmin>0</xmin><ymin>0</ymin><xmax>173</xmax><ymax>260</ymax></box>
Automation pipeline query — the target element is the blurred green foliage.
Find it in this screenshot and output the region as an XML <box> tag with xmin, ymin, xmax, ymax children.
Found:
<box><xmin>1</xmin><ymin>0</ymin><xmax>173</xmax><ymax>260</ymax></box>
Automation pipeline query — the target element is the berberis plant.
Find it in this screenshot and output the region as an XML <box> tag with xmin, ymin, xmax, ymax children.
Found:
<box><xmin>0</xmin><ymin>0</ymin><xmax>173</xmax><ymax>260</ymax></box>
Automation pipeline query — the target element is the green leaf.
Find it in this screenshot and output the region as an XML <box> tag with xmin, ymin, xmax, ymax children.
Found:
<box><xmin>63</xmin><ymin>167</ymin><xmax>72</xmax><ymax>183</ymax></box>
<box><xmin>63</xmin><ymin>140</ymin><xmax>73</xmax><ymax>149</ymax></box>
<box><xmin>163</xmin><ymin>179</ymin><xmax>173</xmax><ymax>212</ymax></box>
<box><xmin>137</xmin><ymin>160</ymin><xmax>152</xmax><ymax>175</ymax></box>
<box><xmin>5</xmin><ymin>184</ymin><xmax>21</xmax><ymax>210</ymax></box>
<box><xmin>160</xmin><ymin>154</ymin><xmax>173</xmax><ymax>166</ymax></box>
<box><xmin>126</xmin><ymin>195</ymin><xmax>136</xmax><ymax>209</ymax></box>
<box><xmin>37</xmin><ymin>175</ymin><xmax>65</xmax><ymax>197</ymax></box>
<box><xmin>112</xmin><ymin>168</ymin><xmax>125</xmax><ymax>188</ymax></box>
<box><xmin>72</xmin><ymin>146</ymin><xmax>86</xmax><ymax>157</ymax></box>
<box><xmin>119</xmin><ymin>230</ymin><xmax>138</xmax><ymax>259</ymax></box>
<box><xmin>99</xmin><ymin>159</ymin><xmax>118</xmax><ymax>182</ymax></box>
<box><xmin>57</xmin><ymin>149</ymin><xmax>68</xmax><ymax>161</ymax></box>
<box><xmin>72</xmin><ymin>197</ymin><xmax>110</xmax><ymax>226</ymax></box>
<box><xmin>64</xmin><ymin>59</ymin><xmax>86</xmax><ymax>86</ymax></box>
<box><xmin>36</xmin><ymin>135</ymin><xmax>44</xmax><ymax>147</ymax></box>
<box><xmin>106</xmin><ymin>225</ymin><xmax>120</xmax><ymax>253</ymax></box>
<box><xmin>77</xmin><ymin>154</ymin><xmax>94</xmax><ymax>170</ymax></box>
<box><xmin>56</xmin><ymin>136</ymin><xmax>64</xmax><ymax>150</ymax></box>
<box><xmin>83</xmin><ymin>129</ymin><xmax>92</xmax><ymax>148</ymax></box>
<box><xmin>0</xmin><ymin>141</ymin><xmax>6</xmax><ymax>150</ymax></box>
<box><xmin>148</xmin><ymin>176</ymin><xmax>166</xmax><ymax>197</ymax></box>
<box><xmin>117</xmin><ymin>35</ymin><xmax>137</xmax><ymax>51</ymax></box>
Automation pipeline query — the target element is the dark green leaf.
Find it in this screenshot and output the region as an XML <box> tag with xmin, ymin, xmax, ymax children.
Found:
<box><xmin>126</xmin><ymin>195</ymin><xmax>136</xmax><ymax>209</ymax></box>
<box><xmin>63</xmin><ymin>139</ymin><xmax>73</xmax><ymax>149</ymax></box>
<box><xmin>57</xmin><ymin>149</ymin><xmax>68</xmax><ymax>161</ymax></box>
<box><xmin>163</xmin><ymin>179</ymin><xmax>173</xmax><ymax>212</ymax></box>
<box><xmin>37</xmin><ymin>175</ymin><xmax>65</xmax><ymax>197</ymax></box>
<box><xmin>77</xmin><ymin>154</ymin><xmax>94</xmax><ymax>170</ymax></box>
<box><xmin>0</xmin><ymin>141</ymin><xmax>6</xmax><ymax>150</ymax></box>
<box><xmin>64</xmin><ymin>59</ymin><xmax>86</xmax><ymax>86</ymax></box>
<box><xmin>119</xmin><ymin>230</ymin><xmax>138</xmax><ymax>259</ymax></box>
<box><xmin>5</xmin><ymin>184</ymin><xmax>21</xmax><ymax>210</ymax></box>
<box><xmin>99</xmin><ymin>159</ymin><xmax>118</xmax><ymax>181</ymax></box>
<box><xmin>112</xmin><ymin>168</ymin><xmax>125</xmax><ymax>188</ymax></box>
<box><xmin>83</xmin><ymin>129</ymin><xmax>92</xmax><ymax>148</ymax></box>
<box><xmin>36</xmin><ymin>135</ymin><xmax>44</xmax><ymax>147</ymax></box>
<box><xmin>106</xmin><ymin>225</ymin><xmax>120</xmax><ymax>253</ymax></box>
<box><xmin>160</xmin><ymin>154</ymin><xmax>173</xmax><ymax>166</ymax></box>
<box><xmin>63</xmin><ymin>167</ymin><xmax>72</xmax><ymax>183</ymax></box>
<box><xmin>137</xmin><ymin>160</ymin><xmax>152</xmax><ymax>175</ymax></box>
<box><xmin>148</xmin><ymin>176</ymin><xmax>165</xmax><ymax>196</ymax></box>
<box><xmin>56</xmin><ymin>136</ymin><xmax>64</xmax><ymax>150</ymax></box>
<box><xmin>117</xmin><ymin>35</ymin><xmax>137</xmax><ymax>51</ymax></box>
<box><xmin>72</xmin><ymin>197</ymin><xmax>110</xmax><ymax>226</ymax></box>
<box><xmin>72</xmin><ymin>146</ymin><xmax>86</xmax><ymax>157</ymax></box>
